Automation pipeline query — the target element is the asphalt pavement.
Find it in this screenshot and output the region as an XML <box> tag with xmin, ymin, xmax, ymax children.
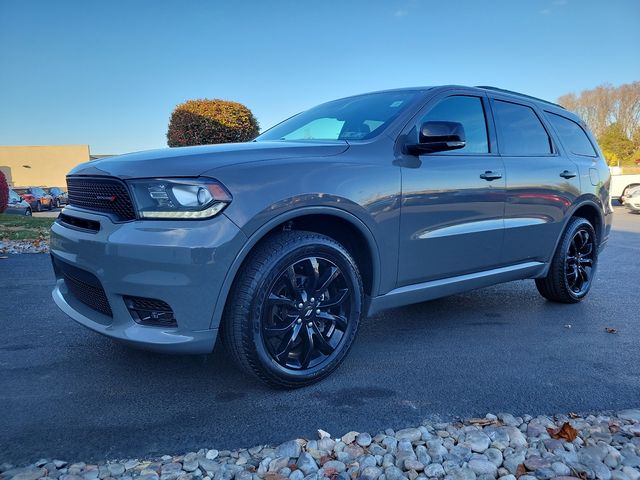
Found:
<box><xmin>1</xmin><ymin>207</ymin><xmax>639</xmax><ymax>465</ymax></box>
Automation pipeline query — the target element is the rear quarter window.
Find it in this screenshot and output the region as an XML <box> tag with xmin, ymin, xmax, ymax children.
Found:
<box><xmin>544</xmin><ymin>112</ymin><xmax>597</xmax><ymax>157</ymax></box>
<box><xmin>492</xmin><ymin>100</ymin><xmax>552</xmax><ymax>155</ymax></box>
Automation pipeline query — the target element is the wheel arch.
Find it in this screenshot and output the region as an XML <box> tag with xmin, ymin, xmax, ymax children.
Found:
<box><xmin>539</xmin><ymin>196</ymin><xmax>605</xmax><ymax>278</ymax></box>
<box><xmin>210</xmin><ymin>206</ymin><xmax>381</xmax><ymax>330</ymax></box>
<box><xmin>569</xmin><ymin>198</ymin><xmax>605</xmax><ymax>244</ymax></box>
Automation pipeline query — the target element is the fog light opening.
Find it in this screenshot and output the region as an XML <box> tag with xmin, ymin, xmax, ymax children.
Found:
<box><xmin>124</xmin><ymin>296</ymin><xmax>177</xmax><ymax>327</ymax></box>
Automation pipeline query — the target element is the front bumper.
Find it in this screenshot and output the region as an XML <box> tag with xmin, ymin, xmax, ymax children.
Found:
<box><xmin>50</xmin><ymin>206</ymin><xmax>246</xmax><ymax>354</ymax></box>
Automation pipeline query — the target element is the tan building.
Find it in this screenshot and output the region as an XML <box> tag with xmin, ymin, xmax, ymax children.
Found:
<box><xmin>0</xmin><ymin>145</ymin><xmax>91</xmax><ymax>188</ymax></box>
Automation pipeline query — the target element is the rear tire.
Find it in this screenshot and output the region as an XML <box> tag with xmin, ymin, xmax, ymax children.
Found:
<box><xmin>535</xmin><ymin>217</ymin><xmax>598</xmax><ymax>303</ymax></box>
<box><xmin>222</xmin><ymin>231</ymin><xmax>363</xmax><ymax>388</ymax></box>
<box><xmin>25</xmin><ymin>208</ymin><xmax>32</xmax><ymax>216</ymax></box>
<box><xmin>35</xmin><ymin>201</ymin><xmax>42</xmax><ymax>212</ymax></box>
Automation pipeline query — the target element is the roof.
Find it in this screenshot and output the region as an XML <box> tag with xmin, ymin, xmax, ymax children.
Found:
<box><xmin>474</xmin><ymin>85</ymin><xmax>565</xmax><ymax>110</ymax></box>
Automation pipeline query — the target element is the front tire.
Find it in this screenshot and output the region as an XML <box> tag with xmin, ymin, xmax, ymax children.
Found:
<box><xmin>35</xmin><ymin>201</ymin><xmax>42</xmax><ymax>212</ymax></box>
<box><xmin>535</xmin><ymin>217</ymin><xmax>598</xmax><ymax>303</ymax></box>
<box><xmin>222</xmin><ymin>231</ymin><xmax>363</xmax><ymax>388</ymax></box>
<box><xmin>24</xmin><ymin>208</ymin><xmax>32</xmax><ymax>216</ymax></box>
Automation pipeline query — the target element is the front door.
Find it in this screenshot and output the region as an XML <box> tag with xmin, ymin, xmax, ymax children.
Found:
<box><xmin>397</xmin><ymin>93</ymin><xmax>506</xmax><ymax>287</ymax></box>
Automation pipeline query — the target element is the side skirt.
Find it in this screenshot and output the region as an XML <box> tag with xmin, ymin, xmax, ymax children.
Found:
<box><xmin>368</xmin><ymin>261</ymin><xmax>546</xmax><ymax>316</ymax></box>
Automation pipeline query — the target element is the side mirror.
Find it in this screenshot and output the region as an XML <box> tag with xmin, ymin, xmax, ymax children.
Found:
<box><xmin>406</xmin><ymin>121</ymin><xmax>466</xmax><ymax>155</ymax></box>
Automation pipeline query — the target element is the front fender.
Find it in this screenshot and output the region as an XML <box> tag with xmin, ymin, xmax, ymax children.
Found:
<box><xmin>209</xmin><ymin>206</ymin><xmax>382</xmax><ymax>329</ymax></box>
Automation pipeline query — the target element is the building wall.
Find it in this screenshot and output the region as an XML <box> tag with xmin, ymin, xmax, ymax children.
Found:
<box><xmin>0</xmin><ymin>145</ymin><xmax>90</xmax><ymax>188</ymax></box>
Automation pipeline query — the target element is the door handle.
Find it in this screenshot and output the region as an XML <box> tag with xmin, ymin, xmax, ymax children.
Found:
<box><xmin>560</xmin><ymin>170</ymin><xmax>577</xmax><ymax>179</ymax></box>
<box><xmin>479</xmin><ymin>171</ymin><xmax>502</xmax><ymax>181</ymax></box>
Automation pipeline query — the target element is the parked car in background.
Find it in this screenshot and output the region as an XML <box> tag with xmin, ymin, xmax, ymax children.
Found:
<box><xmin>48</xmin><ymin>187</ymin><xmax>68</xmax><ymax>208</ymax></box>
<box><xmin>14</xmin><ymin>187</ymin><xmax>53</xmax><ymax>211</ymax></box>
<box><xmin>611</xmin><ymin>174</ymin><xmax>640</xmax><ymax>205</ymax></box>
<box><xmin>3</xmin><ymin>188</ymin><xmax>33</xmax><ymax>216</ymax></box>
<box><xmin>624</xmin><ymin>186</ymin><xmax>640</xmax><ymax>213</ymax></box>
<box><xmin>620</xmin><ymin>182</ymin><xmax>640</xmax><ymax>205</ymax></box>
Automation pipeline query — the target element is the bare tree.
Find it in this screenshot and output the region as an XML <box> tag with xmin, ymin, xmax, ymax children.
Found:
<box><xmin>557</xmin><ymin>82</ymin><xmax>640</xmax><ymax>139</ymax></box>
<box><xmin>613</xmin><ymin>81</ymin><xmax>640</xmax><ymax>138</ymax></box>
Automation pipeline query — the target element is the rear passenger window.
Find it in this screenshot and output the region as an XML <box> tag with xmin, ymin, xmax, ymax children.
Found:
<box><xmin>420</xmin><ymin>96</ymin><xmax>488</xmax><ymax>153</ymax></box>
<box><xmin>545</xmin><ymin>112</ymin><xmax>597</xmax><ymax>157</ymax></box>
<box><xmin>493</xmin><ymin>100</ymin><xmax>552</xmax><ymax>155</ymax></box>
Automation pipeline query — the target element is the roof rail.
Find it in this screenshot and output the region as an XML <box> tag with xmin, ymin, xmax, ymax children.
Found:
<box><xmin>475</xmin><ymin>86</ymin><xmax>565</xmax><ymax>109</ymax></box>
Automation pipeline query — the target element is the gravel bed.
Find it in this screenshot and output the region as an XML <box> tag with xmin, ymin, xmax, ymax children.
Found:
<box><xmin>1</xmin><ymin>410</ymin><xmax>639</xmax><ymax>480</ymax></box>
<box><xmin>0</xmin><ymin>240</ymin><xmax>49</xmax><ymax>254</ymax></box>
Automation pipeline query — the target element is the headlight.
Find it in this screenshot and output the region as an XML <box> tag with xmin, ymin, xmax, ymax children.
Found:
<box><xmin>127</xmin><ymin>178</ymin><xmax>232</xmax><ymax>219</ymax></box>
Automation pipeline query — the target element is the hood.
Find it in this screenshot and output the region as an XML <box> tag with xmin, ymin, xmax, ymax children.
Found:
<box><xmin>69</xmin><ymin>141</ymin><xmax>349</xmax><ymax>179</ymax></box>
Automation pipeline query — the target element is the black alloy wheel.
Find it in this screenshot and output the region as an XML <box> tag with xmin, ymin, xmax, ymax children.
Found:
<box><xmin>535</xmin><ymin>216</ymin><xmax>598</xmax><ymax>303</ymax></box>
<box><xmin>262</xmin><ymin>256</ymin><xmax>351</xmax><ymax>370</ymax></box>
<box><xmin>564</xmin><ymin>228</ymin><xmax>595</xmax><ymax>296</ymax></box>
<box><xmin>223</xmin><ymin>231</ymin><xmax>363</xmax><ymax>388</ymax></box>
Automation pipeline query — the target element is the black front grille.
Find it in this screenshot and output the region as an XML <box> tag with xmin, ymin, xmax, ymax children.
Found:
<box><xmin>66</xmin><ymin>176</ymin><xmax>136</xmax><ymax>221</ymax></box>
<box><xmin>53</xmin><ymin>257</ymin><xmax>113</xmax><ymax>317</ymax></box>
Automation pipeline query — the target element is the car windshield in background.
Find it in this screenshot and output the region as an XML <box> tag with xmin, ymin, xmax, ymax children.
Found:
<box><xmin>257</xmin><ymin>90</ymin><xmax>420</xmax><ymax>142</ymax></box>
<box><xmin>31</xmin><ymin>187</ymin><xmax>47</xmax><ymax>195</ymax></box>
<box><xmin>14</xmin><ymin>188</ymin><xmax>28</xmax><ymax>195</ymax></box>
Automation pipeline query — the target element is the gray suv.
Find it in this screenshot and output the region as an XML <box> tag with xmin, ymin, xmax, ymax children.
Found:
<box><xmin>51</xmin><ymin>85</ymin><xmax>612</xmax><ymax>387</ymax></box>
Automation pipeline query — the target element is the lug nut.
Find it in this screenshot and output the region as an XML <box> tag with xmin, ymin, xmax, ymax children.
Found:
<box><xmin>310</xmin><ymin>297</ymin><xmax>315</xmax><ymax>303</ymax></box>
<box><xmin>297</xmin><ymin>318</ymin><xmax>302</xmax><ymax>324</ymax></box>
<box><xmin>298</xmin><ymin>303</ymin><xmax>304</xmax><ymax>309</ymax></box>
<box><xmin>307</xmin><ymin>322</ymin><xmax>313</xmax><ymax>327</ymax></box>
<box><xmin>316</xmin><ymin>309</ymin><xmax>321</xmax><ymax>314</ymax></box>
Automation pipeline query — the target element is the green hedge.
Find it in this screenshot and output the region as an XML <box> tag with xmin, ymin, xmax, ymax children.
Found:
<box><xmin>167</xmin><ymin>99</ymin><xmax>259</xmax><ymax>147</ymax></box>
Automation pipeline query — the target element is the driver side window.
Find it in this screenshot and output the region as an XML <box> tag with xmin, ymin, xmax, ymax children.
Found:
<box><xmin>419</xmin><ymin>96</ymin><xmax>489</xmax><ymax>154</ymax></box>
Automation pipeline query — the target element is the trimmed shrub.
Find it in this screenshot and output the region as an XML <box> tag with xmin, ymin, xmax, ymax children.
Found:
<box><xmin>167</xmin><ymin>99</ymin><xmax>260</xmax><ymax>147</ymax></box>
<box><xmin>0</xmin><ymin>171</ymin><xmax>9</xmax><ymax>214</ymax></box>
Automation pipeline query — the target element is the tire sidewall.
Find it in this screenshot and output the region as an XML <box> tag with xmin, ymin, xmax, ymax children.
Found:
<box><xmin>560</xmin><ymin>218</ymin><xmax>598</xmax><ymax>301</ymax></box>
<box><xmin>248</xmin><ymin>237</ymin><xmax>363</xmax><ymax>385</ymax></box>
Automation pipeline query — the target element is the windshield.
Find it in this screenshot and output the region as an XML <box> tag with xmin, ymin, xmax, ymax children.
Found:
<box><xmin>257</xmin><ymin>90</ymin><xmax>419</xmax><ymax>142</ymax></box>
<box><xmin>31</xmin><ymin>187</ymin><xmax>47</xmax><ymax>195</ymax></box>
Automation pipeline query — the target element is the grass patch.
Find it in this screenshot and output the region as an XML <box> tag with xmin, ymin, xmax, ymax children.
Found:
<box><xmin>0</xmin><ymin>214</ymin><xmax>55</xmax><ymax>241</ymax></box>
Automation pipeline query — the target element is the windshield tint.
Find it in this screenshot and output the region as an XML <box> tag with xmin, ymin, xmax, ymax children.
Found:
<box><xmin>31</xmin><ymin>187</ymin><xmax>47</xmax><ymax>195</ymax></box>
<box><xmin>257</xmin><ymin>91</ymin><xmax>419</xmax><ymax>142</ymax></box>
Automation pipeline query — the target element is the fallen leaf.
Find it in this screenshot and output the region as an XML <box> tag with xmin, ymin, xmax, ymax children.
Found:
<box><xmin>323</xmin><ymin>468</ymin><xmax>338</xmax><ymax>478</ymax></box>
<box><xmin>319</xmin><ymin>456</ymin><xmax>333</xmax><ymax>466</ymax></box>
<box><xmin>571</xmin><ymin>469</ymin><xmax>588</xmax><ymax>480</ymax></box>
<box><xmin>263</xmin><ymin>474</ymin><xmax>288</xmax><ymax>480</ymax></box>
<box><xmin>605</xmin><ymin>327</ymin><xmax>618</xmax><ymax>334</ymax></box>
<box><xmin>515</xmin><ymin>464</ymin><xmax>527</xmax><ymax>478</ymax></box>
<box><xmin>547</xmin><ymin>422</ymin><xmax>578</xmax><ymax>442</ymax></box>
<box><xmin>609</xmin><ymin>422</ymin><xmax>621</xmax><ymax>433</ymax></box>
<box><xmin>468</xmin><ymin>417</ymin><xmax>502</xmax><ymax>427</ymax></box>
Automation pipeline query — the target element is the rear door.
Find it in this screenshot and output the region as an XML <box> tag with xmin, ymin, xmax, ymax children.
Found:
<box><xmin>490</xmin><ymin>97</ymin><xmax>580</xmax><ymax>265</ymax></box>
<box><xmin>397</xmin><ymin>91</ymin><xmax>506</xmax><ymax>287</ymax></box>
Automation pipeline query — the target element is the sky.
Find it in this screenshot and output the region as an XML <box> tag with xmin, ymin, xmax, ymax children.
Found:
<box><xmin>1</xmin><ymin>0</ymin><xmax>639</xmax><ymax>154</ymax></box>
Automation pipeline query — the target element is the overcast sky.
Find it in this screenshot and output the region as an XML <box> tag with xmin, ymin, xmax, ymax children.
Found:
<box><xmin>1</xmin><ymin>0</ymin><xmax>639</xmax><ymax>154</ymax></box>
